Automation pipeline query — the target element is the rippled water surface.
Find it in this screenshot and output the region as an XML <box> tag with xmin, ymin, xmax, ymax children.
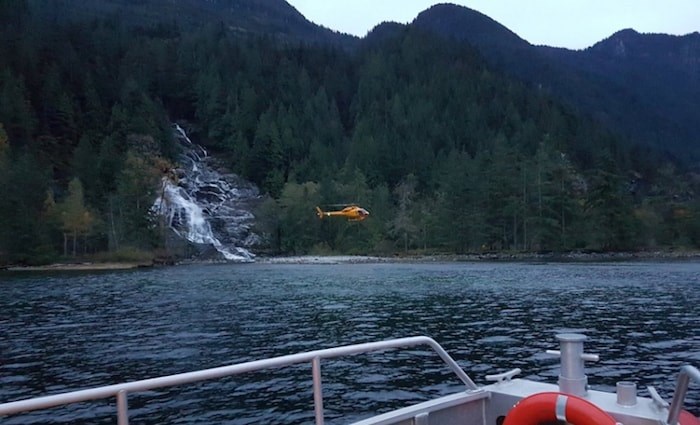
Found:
<box><xmin>1</xmin><ymin>261</ymin><xmax>699</xmax><ymax>423</ymax></box>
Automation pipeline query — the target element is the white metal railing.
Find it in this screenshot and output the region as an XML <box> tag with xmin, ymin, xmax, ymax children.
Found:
<box><xmin>0</xmin><ymin>336</ymin><xmax>480</xmax><ymax>425</ymax></box>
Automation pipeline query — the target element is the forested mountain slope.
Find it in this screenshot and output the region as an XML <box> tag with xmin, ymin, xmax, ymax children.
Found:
<box><xmin>27</xmin><ymin>0</ymin><xmax>356</xmax><ymax>47</ymax></box>
<box><xmin>413</xmin><ymin>4</ymin><xmax>700</xmax><ymax>161</ymax></box>
<box><xmin>0</xmin><ymin>1</ymin><xmax>698</xmax><ymax>265</ymax></box>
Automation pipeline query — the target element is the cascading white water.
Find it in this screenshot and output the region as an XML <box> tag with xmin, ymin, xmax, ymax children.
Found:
<box><xmin>153</xmin><ymin>124</ymin><xmax>260</xmax><ymax>262</ymax></box>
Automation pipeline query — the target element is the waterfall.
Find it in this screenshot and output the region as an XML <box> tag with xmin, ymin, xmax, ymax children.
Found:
<box><xmin>153</xmin><ymin>124</ymin><xmax>260</xmax><ymax>262</ymax></box>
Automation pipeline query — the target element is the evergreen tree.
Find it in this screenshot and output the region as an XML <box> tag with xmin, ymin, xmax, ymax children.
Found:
<box><xmin>0</xmin><ymin>150</ymin><xmax>53</xmax><ymax>264</ymax></box>
<box><xmin>388</xmin><ymin>174</ymin><xmax>418</xmax><ymax>252</ymax></box>
<box><xmin>584</xmin><ymin>157</ymin><xmax>639</xmax><ymax>250</ymax></box>
<box><xmin>277</xmin><ymin>181</ymin><xmax>322</xmax><ymax>254</ymax></box>
<box><xmin>0</xmin><ymin>123</ymin><xmax>7</xmax><ymax>155</ymax></box>
<box><xmin>115</xmin><ymin>151</ymin><xmax>161</xmax><ymax>249</ymax></box>
<box><xmin>0</xmin><ymin>69</ymin><xmax>36</xmax><ymax>146</ymax></box>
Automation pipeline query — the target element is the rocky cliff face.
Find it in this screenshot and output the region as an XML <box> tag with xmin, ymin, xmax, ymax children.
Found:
<box><xmin>590</xmin><ymin>29</ymin><xmax>700</xmax><ymax>75</ymax></box>
<box><xmin>153</xmin><ymin>125</ymin><xmax>261</xmax><ymax>262</ymax></box>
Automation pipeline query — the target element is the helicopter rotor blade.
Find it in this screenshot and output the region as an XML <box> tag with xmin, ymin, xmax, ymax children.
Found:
<box><xmin>324</xmin><ymin>203</ymin><xmax>358</xmax><ymax>207</ymax></box>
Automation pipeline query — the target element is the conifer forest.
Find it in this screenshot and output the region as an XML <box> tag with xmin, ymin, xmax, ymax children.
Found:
<box><xmin>1</xmin><ymin>1</ymin><xmax>699</xmax><ymax>265</ymax></box>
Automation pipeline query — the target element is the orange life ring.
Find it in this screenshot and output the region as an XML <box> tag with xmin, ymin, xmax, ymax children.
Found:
<box><xmin>680</xmin><ymin>410</ymin><xmax>700</xmax><ymax>425</ymax></box>
<box><xmin>502</xmin><ymin>392</ymin><xmax>618</xmax><ymax>425</ymax></box>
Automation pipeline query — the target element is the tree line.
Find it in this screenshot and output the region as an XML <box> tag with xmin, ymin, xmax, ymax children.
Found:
<box><xmin>0</xmin><ymin>2</ymin><xmax>698</xmax><ymax>264</ymax></box>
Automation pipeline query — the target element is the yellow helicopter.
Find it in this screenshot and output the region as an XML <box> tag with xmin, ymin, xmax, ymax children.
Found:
<box><xmin>316</xmin><ymin>204</ymin><xmax>370</xmax><ymax>222</ymax></box>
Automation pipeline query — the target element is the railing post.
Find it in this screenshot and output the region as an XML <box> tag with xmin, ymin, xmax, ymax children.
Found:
<box><xmin>117</xmin><ymin>390</ymin><xmax>129</xmax><ymax>425</ymax></box>
<box><xmin>311</xmin><ymin>356</ymin><xmax>324</xmax><ymax>425</ymax></box>
<box><xmin>667</xmin><ymin>365</ymin><xmax>700</xmax><ymax>425</ymax></box>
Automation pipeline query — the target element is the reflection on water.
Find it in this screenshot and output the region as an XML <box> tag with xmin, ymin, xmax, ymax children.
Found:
<box><xmin>1</xmin><ymin>261</ymin><xmax>698</xmax><ymax>423</ymax></box>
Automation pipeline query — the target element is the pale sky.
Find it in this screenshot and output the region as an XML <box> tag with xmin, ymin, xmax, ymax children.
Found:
<box><xmin>286</xmin><ymin>0</ymin><xmax>700</xmax><ymax>50</ymax></box>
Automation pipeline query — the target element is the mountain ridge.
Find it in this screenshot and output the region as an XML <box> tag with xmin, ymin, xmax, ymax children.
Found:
<box><xmin>412</xmin><ymin>3</ymin><xmax>529</xmax><ymax>49</ymax></box>
<box><xmin>409</xmin><ymin>3</ymin><xmax>700</xmax><ymax>161</ymax></box>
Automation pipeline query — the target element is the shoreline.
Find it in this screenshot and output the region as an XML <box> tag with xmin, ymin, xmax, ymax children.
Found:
<box><xmin>4</xmin><ymin>250</ymin><xmax>700</xmax><ymax>271</ymax></box>
<box><xmin>257</xmin><ymin>250</ymin><xmax>700</xmax><ymax>265</ymax></box>
<box><xmin>3</xmin><ymin>262</ymin><xmax>152</xmax><ymax>272</ymax></box>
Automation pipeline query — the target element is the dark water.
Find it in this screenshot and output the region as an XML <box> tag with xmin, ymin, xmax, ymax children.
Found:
<box><xmin>1</xmin><ymin>261</ymin><xmax>698</xmax><ymax>424</ymax></box>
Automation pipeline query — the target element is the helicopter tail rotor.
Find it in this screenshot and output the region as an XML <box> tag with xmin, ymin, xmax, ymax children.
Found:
<box><xmin>316</xmin><ymin>206</ymin><xmax>324</xmax><ymax>219</ymax></box>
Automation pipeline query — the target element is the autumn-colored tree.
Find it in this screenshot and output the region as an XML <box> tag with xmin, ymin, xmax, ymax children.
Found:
<box><xmin>57</xmin><ymin>178</ymin><xmax>94</xmax><ymax>256</ymax></box>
